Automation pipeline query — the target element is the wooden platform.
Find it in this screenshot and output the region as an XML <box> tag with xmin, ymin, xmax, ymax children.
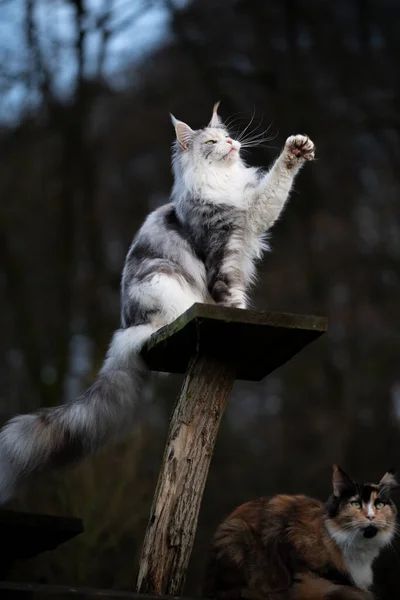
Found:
<box><xmin>0</xmin><ymin>581</ymin><xmax>190</xmax><ymax>599</ymax></box>
<box><xmin>0</xmin><ymin>510</ymin><xmax>83</xmax><ymax>579</ymax></box>
<box><xmin>142</xmin><ymin>303</ymin><xmax>327</xmax><ymax>381</ymax></box>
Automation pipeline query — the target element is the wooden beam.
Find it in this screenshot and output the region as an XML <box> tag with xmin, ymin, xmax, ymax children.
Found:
<box><xmin>0</xmin><ymin>510</ymin><xmax>83</xmax><ymax>579</ymax></box>
<box><xmin>137</xmin><ymin>304</ymin><xmax>327</xmax><ymax>595</ymax></box>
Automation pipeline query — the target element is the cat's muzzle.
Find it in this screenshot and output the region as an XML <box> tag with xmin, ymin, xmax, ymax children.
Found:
<box><xmin>363</xmin><ymin>525</ymin><xmax>378</xmax><ymax>538</ymax></box>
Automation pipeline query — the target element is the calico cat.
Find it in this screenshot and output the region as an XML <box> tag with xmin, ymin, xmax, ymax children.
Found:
<box><xmin>203</xmin><ymin>465</ymin><xmax>397</xmax><ymax>600</ymax></box>
<box><xmin>0</xmin><ymin>104</ymin><xmax>315</xmax><ymax>503</ymax></box>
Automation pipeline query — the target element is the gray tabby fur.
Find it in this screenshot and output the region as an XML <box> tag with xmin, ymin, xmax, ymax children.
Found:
<box><xmin>0</xmin><ymin>105</ymin><xmax>315</xmax><ymax>503</ymax></box>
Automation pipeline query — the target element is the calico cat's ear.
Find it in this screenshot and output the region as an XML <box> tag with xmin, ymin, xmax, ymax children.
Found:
<box><xmin>208</xmin><ymin>101</ymin><xmax>224</xmax><ymax>128</ymax></box>
<box><xmin>332</xmin><ymin>464</ymin><xmax>354</xmax><ymax>497</ymax></box>
<box><xmin>170</xmin><ymin>114</ymin><xmax>194</xmax><ymax>150</ymax></box>
<box><xmin>379</xmin><ymin>469</ymin><xmax>397</xmax><ymax>488</ymax></box>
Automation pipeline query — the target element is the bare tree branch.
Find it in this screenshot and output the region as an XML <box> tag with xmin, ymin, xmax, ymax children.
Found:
<box><xmin>25</xmin><ymin>0</ymin><xmax>52</xmax><ymax>105</ymax></box>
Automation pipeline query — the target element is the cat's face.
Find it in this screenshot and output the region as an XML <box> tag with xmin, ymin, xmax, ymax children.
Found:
<box><xmin>325</xmin><ymin>465</ymin><xmax>397</xmax><ymax>548</ymax></box>
<box><xmin>194</xmin><ymin>127</ymin><xmax>241</xmax><ymax>164</ymax></box>
<box><xmin>171</xmin><ymin>103</ymin><xmax>241</xmax><ymax>166</ymax></box>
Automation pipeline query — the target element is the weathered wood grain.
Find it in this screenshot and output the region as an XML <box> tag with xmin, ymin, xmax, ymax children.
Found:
<box><xmin>137</xmin><ymin>353</ymin><xmax>236</xmax><ymax>595</ymax></box>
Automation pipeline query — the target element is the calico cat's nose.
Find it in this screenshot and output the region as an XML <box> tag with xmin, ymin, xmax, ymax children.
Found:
<box><xmin>226</xmin><ymin>138</ymin><xmax>233</xmax><ymax>145</ymax></box>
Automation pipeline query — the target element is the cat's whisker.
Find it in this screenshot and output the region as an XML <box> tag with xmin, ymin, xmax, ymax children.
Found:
<box><xmin>337</xmin><ymin>524</ymin><xmax>357</xmax><ymax>531</ymax></box>
<box><xmin>236</xmin><ymin>109</ymin><xmax>258</xmax><ymax>142</ymax></box>
<box><xmin>239</xmin><ymin>142</ymin><xmax>274</xmax><ymax>150</ymax></box>
<box><xmin>241</xmin><ymin>121</ymin><xmax>271</xmax><ymax>138</ymax></box>
<box><xmin>238</xmin><ymin>127</ymin><xmax>267</xmax><ymax>145</ymax></box>
<box><xmin>239</xmin><ymin>131</ymin><xmax>276</xmax><ymax>145</ymax></box>
<box><xmin>240</xmin><ymin>133</ymin><xmax>274</xmax><ymax>143</ymax></box>
<box><xmin>239</xmin><ymin>137</ymin><xmax>275</xmax><ymax>149</ymax></box>
<box><xmin>223</xmin><ymin>111</ymin><xmax>247</xmax><ymax>130</ymax></box>
<box><xmin>237</xmin><ymin>121</ymin><xmax>274</xmax><ymax>144</ymax></box>
<box><xmin>244</xmin><ymin>128</ymin><xmax>277</xmax><ymax>142</ymax></box>
<box><xmin>238</xmin><ymin>129</ymin><xmax>276</xmax><ymax>148</ymax></box>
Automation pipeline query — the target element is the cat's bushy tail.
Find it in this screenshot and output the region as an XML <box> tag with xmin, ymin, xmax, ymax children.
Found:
<box><xmin>0</xmin><ymin>326</ymin><xmax>150</xmax><ymax>504</ymax></box>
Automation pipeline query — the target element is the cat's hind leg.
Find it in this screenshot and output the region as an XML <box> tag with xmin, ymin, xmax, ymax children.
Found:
<box><xmin>102</xmin><ymin>272</ymin><xmax>202</xmax><ymax>373</ymax></box>
<box><xmin>125</xmin><ymin>271</ymin><xmax>204</xmax><ymax>337</ymax></box>
<box><xmin>149</xmin><ymin>273</ymin><xmax>204</xmax><ymax>323</ymax></box>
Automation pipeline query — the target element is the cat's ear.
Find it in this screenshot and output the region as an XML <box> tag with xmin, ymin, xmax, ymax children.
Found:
<box><xmin>170</xmin><ymin>114</ymin><xmax>194</xmax><ymax>150</ymax></box>
<box><xmin>208</xmin><ymin>101</ymin><xmax>224</xmax><ymax>128</ymax></box>
<box><xmin>332</xmin><ymin>465</ymin><xmax>354</xmax><ymax>497</ymax></box>
<box><xmin>379</xmin><ymin>469</ymin><xmax>397</xmax><ymax>488</ymax></box>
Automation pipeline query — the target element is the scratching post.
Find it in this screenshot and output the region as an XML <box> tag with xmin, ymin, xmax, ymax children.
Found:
<box><xmin>137</xmin><ymin>303</ymin><xmax>327</xmax><ymax>595</ymax></box>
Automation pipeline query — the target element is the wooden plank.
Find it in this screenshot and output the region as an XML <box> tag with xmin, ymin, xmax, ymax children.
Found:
<box><xmin>0</xmin><ymin>509</ymin><xmax>83</xmax><ymax>558</ymax></box>
<box><xmin>0</xmin><ymin>510</ymin><xmax>83</xmax><ymax>579</ymax></box>
<box><xmin>0</xmin><ymin>581</ymin><xmax>197</xmax><ymax>599</ymax></box>
<box><xmin>137</xmin><ymin>354</ymin><xmax>235</xmax><ymax>596</ymax></box>
<box><xmin>142</xmin><ymin>303</ymin><xmax>327</xmax><ymax>381</ymax></box>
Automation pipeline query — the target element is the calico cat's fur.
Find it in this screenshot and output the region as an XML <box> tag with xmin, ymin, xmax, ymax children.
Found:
<box><xmin>0</xmin><ymin>104</ymin><xmax>315</xmax><ymax>503</ymax></box>
<box><xmin>204</xmin><ymin>465</ymin><xmax>397</xmax><ymax>600</ymax></box>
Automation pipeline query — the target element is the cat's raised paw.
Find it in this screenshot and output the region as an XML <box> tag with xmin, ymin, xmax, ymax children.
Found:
<box><xmin>285</xmin><ymin>134</ymin><xmax>315</xmax><ymax>161</ymax></box>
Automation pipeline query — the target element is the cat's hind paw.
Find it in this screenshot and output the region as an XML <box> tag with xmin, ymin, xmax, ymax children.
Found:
<box><xmin>285</xmin><ymin>134</ymin><xmax>315</xmax><ymax>161</ymax></box>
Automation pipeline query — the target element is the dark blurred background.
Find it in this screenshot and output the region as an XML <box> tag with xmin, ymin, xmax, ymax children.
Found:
<box><xmin>1</xmin><ymin>0</ymin><xmax>400</xmax><ymax>596</ymax></box>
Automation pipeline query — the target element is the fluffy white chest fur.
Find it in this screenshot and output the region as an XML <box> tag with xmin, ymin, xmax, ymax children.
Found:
<box><xmin>328</xmin><ymin>526</ymin><xmax>393</xmax><ymax>590</ymax></box>
<box><xmin>173</xmin><ymin>159</ymin><xmax>258</xmax><ymax>208</ymax></box>
<box><xmin>345</xmin><ymin>553</ymin><xmax>374</xmax><ymax>589</ymax></box>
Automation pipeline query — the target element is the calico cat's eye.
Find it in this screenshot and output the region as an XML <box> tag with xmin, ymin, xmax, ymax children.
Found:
<box><xmin>375</xmin><ymin>501</ymin><xmax>385</xmax><ymax>510</ymax></box>
<box><xmin>350</xmin><ymin>500</ymin><xmax>361</xmax><ymax>509</ymax></box>
<box><xmin>205</xmin><ymin>140</ymin><xmax>217</xmax><ymax>144</ymax></box>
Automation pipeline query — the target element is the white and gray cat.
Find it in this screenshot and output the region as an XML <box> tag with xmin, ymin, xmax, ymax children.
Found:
<box><xmin>0</xmin><ymin>104</ymin><xmax>315</xmax><ymax>502</ymax></box>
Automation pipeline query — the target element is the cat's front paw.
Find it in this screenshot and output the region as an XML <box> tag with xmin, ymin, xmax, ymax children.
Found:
<box><xmin>285</xmin><ymin>134</ymin><xmax>315</xmax><ymax>162</ymax></box>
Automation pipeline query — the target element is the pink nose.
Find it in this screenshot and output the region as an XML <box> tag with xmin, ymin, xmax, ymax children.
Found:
<box><xmin>226</xmin><ymin>139</ymin><xmax>233</xmax><ymax>145</ymax></box>
<box><xmin>367</xmin><ymin>514</ymin><xmax>375</xmax><ymax>520</ymax></box>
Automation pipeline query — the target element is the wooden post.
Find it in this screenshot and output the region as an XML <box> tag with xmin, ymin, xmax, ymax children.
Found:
<box><xmin>138</xmin><ymin>303</ymin><xmax>327</xmax><ymax>596</ymax></box>
<box><xmin>137</xmin><ymin>354</ymin><xmax>235</xmax><ymax>595</ymax></box>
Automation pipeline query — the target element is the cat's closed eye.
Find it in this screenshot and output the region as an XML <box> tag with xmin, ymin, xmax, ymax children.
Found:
<box><xmin>350</xmin><ymin>500</ymin><xmax>361</xmax><ymax>509</ymax></box>
<box><xmin>204</xmin><ymin>140</ymin><xmax>217</xmax><ymax>144</ymax></box>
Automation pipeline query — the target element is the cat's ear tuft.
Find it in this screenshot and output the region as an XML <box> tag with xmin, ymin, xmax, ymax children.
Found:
<box><xmin>170</xmin><ymin>113</ymin><xmax>179</xmax><ymax>128</ymax></box>
<box><xmin>379</xmin><ymin>469</ymin><xmax>398</xmax><ymax>488</ymax></box>
<box><xmin>332</xmin><ymin>464</ymin><xmax>354</xmax><ymax>497</ymax></box>
<box><xmin>170</xmin><ymin>114</ymin><xmax>194</xmax><ymax>150</ymax></box>
<box><xmin>208</xmin><ymin>101</ymin><xmax>224</xmax><ymax>128</ymax></box>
